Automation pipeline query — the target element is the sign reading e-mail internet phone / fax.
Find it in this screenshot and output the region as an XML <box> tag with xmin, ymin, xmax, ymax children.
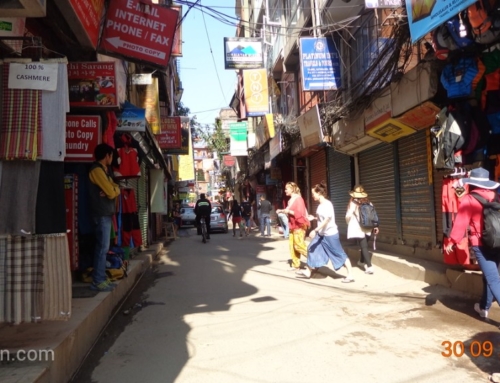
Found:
<box><xmin>99</xmin><ymin>0</ymin><xmax>179</xmax><ymax>67</ymax></box>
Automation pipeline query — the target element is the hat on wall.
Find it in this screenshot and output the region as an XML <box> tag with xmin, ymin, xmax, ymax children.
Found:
<box><xmin>461</xmin><ymin>167</ymin><xmax>500</xmax><ymax>190</ymax></box>
<box><xmin>349</xmin><ymin>185</ymin><xmax>368</xmax><ymax>198</ymax></box>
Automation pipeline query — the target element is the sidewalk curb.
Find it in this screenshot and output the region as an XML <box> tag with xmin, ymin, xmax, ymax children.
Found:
<box><xmin>0</xmin><ymin>242</ymin><xmax>163</xmax><ymax>383</ymax></box>
<box><xmin>344</xmin><ymin>245</ymin><xmax>484</xmax><ymax>297</ymax></box>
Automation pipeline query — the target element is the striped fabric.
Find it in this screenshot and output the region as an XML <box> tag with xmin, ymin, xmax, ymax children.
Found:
<box><xmin>0</xmin><ymin>64</ymin><xmax>42</xmax><ymax>160</ymax></box>
<box><xmin>42</xmin><ymin>234</ymin><xmax>71</xmax><ymax>321</ymax></box>
<box><xmin>1</xmin><ymin>236</ymin><xmax>44</xmax><ymax>324</ymax></box>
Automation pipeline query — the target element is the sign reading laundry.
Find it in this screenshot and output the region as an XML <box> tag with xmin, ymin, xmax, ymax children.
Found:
<box><xmin>99</xmin><ymin>0</ymin><xmax>179</xmax><ymax>67</ymax></box>
<box><xmin>8</xmin><ymin>63</ymin><xmax>58</xmax><ymax>91</ymax></box>
<box><xmin>65</xmin><ymin>115</ymin><xmax>101</xmax><ymax>161</ymax></box>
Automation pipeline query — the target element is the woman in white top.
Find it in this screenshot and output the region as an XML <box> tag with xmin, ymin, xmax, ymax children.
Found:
<box><xmin>296</xmin><ymin>181</ymin><xmax>354</xmax><ymax>282</ymax></box>
<box><xmin>345</xmin><ymin>185</ymin><xmax>379</xmax><ymax>274</ymax></box>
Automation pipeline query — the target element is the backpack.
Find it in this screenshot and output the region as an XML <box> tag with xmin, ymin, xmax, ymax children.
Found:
<box><xmin>358</xmin><ymin>203</ymin><xmax>379</xmax><ymax>230</ymax></box>
<box><xmin>446</xmin><ymin>14</ymin><xmax>475</xmax><ymax>48</ymax></box>
<box><xmin>468</xmin><ymin>0</ymin><xmax>500</xmax><ymax>44</ymax></box>
<box><xmin>471</xmin><ymin>193</ymin><xmax>500</xmax><ymax>249</ymax></box>
<box><xmin>432</xmin><ymin>24</ymin><xmax>459</xmax><ymax>60</ymax></box>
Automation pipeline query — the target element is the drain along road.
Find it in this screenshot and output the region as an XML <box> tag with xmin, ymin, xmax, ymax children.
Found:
<box><xmin>72</xmin><ymin>228</ymin><xmax>500</xmax><ymax>383</ymax></box>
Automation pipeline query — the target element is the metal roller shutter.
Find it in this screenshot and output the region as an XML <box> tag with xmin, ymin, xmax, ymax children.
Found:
<box><xmin>138</xmin><ymin>162</ymin><xmax>149</xmax><ymax>246</ymax></box>
<box><xmin>327</xmin><ymin>148</ymin><xmax>353</xmax><ymax>237</ymax></box>
<box><xmin>397</xmin><ymin>130</ymin><xmax>436</xmax><ymax>248</ymax></box>
<box><xmin>359</xmin><ymin>143</ymin><xmax>399</xmax><ymax>245</ymax></box>
<box><xmin>309</xmin><ymin>148</ymin><xmax>327</xmax><ymax>219</ymax></box>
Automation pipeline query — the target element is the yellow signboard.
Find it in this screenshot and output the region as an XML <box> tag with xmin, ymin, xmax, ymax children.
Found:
<box><xmin>178</xmin><ymin>127</ymin><xmax>195</xmax><ymax>180</ymax></box>
<box><xmin>243</xmin><ymin>69</ymin><xmax>269</xmax><ymax>116</ymax></box>
<box><xmin>366</xmin><ymin>118</ymin><xmax>416</xmax><ymax>143</ymax></box>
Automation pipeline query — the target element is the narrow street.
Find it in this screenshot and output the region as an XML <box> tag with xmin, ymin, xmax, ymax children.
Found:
<box><xmin>72</xmin><ymin>227</ymin><xmax>500</xmax><ymax>383</ymax></box>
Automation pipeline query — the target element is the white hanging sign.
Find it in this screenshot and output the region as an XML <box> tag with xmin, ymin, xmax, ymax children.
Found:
<box><xmin>8</xmin><ymin>63</ymin><xmax>58</xmax><ymax>91</ymax></box>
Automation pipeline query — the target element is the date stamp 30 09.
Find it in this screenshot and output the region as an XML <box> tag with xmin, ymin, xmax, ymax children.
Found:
<box><xmin>441</xmin><ymin>341</ymin><xmax>495</xmax><ymax>358</ymax></box>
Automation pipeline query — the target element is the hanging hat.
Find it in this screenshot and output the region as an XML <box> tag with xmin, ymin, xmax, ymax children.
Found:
<box><xmin>461</xmin><ymin>167</ymin><xmax>500</xmax><ymax>190</ymax></box>
<box><xmin>349</xmin><ymin>185</ymin><xmax>368</xmax><ymax>198</ymax></box>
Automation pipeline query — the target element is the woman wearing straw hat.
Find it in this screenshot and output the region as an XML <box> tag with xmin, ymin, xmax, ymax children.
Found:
<box><xmin>345</xmin><ymin>185</ymin><xmax>379</xmax><ymax>274</ymax></box>
<box><xmin>444</xmin><ymin>167</ymin><xmax>500</xmax><ymax>319</ymax></box>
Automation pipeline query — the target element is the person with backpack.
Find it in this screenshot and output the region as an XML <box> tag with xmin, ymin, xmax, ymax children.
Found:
<box><xmin>194</xmin><ymin>193</ymin><xmax>212</xmax><ymax>240</ymax></box>
<box><xmin>345</xmin><ymin>185</ymin><xmax>379</xmax><ymax>275</ymax></box>
<box><xmin>240</xmin><ymin>196</ymin><xmax>252</xmax><ymax>236</ymax></box>
<box><xmin>444</xmin><ymin>167</ymin><xmax>500</xmax><ymax>319</ymax></box>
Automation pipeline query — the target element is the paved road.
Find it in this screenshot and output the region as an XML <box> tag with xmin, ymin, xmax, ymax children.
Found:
<box><xmin>73</xmin><ymin>227</ymin><xmax>500</xmax><ymax>383</ymax></box>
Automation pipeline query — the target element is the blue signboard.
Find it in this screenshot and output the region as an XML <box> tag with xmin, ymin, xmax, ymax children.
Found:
<box><xmin>299</xmin><ymin>37</ymin><xmax>341</xmax><ymax>91</ymax></box>
<box><xmin>406</xmin><ymin>0</ymin><xmax>476</xmax><ymax>43</ymax></box>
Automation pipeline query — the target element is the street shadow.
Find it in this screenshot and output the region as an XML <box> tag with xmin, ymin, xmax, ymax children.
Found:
<box><xmin>452</xmin><ymin>331</ymin><xmax>500</xmax><ymax>375</ymax></box>
<box><xmin>75</xmin><ymin>226</ymin><xmax>273</xmax><ymax>383</ymax></box>
<box><xmin>422</xmin><ymin>285</ymin><xmax>500</xmax><ymax>329</ymax></box>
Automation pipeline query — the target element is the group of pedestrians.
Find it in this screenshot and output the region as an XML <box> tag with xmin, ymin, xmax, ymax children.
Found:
<box><xmin>227</xmin><ymin>196</ymin><xmax>253</xmax><ymax>237</ymax></box>
<box><xmin>276</xmin><ymin>181</ymin><xmax>379</xmax><ymax>283</ymax></box>
<box><xmin>226</xmin><ymin>180</ymin><xmax>380</xmax><ymax>283</ymax></box>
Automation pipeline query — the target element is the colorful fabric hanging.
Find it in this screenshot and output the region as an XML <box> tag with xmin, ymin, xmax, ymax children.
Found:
<box><xmin>0</xmin><ymin>236</ymin><xmax>44</xmax><ymax>324</ymax></box>
<box><xmin>0</xmin><ymin>64</ymin><xmax>42</xmax><ymax>160</ymax></box>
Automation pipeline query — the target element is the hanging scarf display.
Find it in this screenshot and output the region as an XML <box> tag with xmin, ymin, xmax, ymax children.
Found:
<box><xmin>0</xmin><ymin>64</ymin><xmax>42</xmax><ymax>160</ymax></box>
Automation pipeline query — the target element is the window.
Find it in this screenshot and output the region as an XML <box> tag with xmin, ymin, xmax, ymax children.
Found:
<box><xmin>350</xmin><ymin>14</ymin><xmax>378</xmax><ymax>86</ymax></box>
<box><xmin>285</xmin><ymin>0</ymin><xmax>301</xmax><ymax>26</ymax></box>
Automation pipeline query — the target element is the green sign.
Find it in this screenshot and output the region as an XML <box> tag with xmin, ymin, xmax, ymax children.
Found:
<box><xmin>0</xmin><ymin>21</ymin><xmax>13</xmax><ymax>32</ymax></box>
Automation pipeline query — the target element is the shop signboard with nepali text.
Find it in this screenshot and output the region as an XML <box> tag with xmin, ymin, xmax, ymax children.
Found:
<box><xmin>65</xmin><ymin>115</ymin><xmax>101</xmax><ymax>162</ymax></box>
<box><xmin>68</xmin><ymin>62</ymin><xmax>118</xmax><ymax>108</ymax></box>
<box><xmin>99</xmin><ymin>0</ymin><xmax>179</xmax><ymax>67</ymax></box>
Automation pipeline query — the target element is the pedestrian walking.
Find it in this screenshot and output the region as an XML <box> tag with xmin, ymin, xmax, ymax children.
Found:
<box><xmin>241</xmin><ymin>196</ymin><xmax>252</xmax><ymax>236</ymax></box>
<box><xmin>296</xmin><ymin>182</ymin><xmax>354</xmax><ymax>282</ymax></box>
<box><xmin>258</xmin><ymin>194</ymin><xmax>272</xmax><ymax>236</ymax></box>
<box><xmin>228</xmin><ymin>199</ymin><xmax>244</xmax><ymax>237</ymax></box>
<box><xmin>276</xmin><ymin>182</ymin><xmax>309</xmax><ymax>270</ymax></box>
<box><xmin>88</xmin><ymin>143</ymin><xmax>121</xmax><ymax>292</ymax></box>
<box><xmin>444</xmin><ymin>168</ymin><xmax>500</xmax><ymax>319</ymax></box>
<box><xmin>345</xmin><ymin>185</ymin><xmax>379</xmax><ymax>274</ymax></box>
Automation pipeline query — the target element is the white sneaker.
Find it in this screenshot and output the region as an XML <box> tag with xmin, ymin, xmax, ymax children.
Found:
<box><xmin>365</xmin><ymin>266</ymin><xmax>374</xmax><ymax>274</ymax></box>
<box><xmin>474</xmin><ymin>303</ymin><xmax>488</xmax><ymax>318</ymax></box>
<box><xmin>357</xmin><ymin>261</ymin><xmax>366</xmax><ymax>268</ymax></box>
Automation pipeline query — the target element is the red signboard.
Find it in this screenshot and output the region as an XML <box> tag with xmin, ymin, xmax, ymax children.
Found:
<box><xmin>171</xmin><ymin>5</ymin><xmax>182</xmax><ymax>57</ymax></box>
<box><xmin>99</xmin><ymin>0</ymin><xmax>179</xmax><ymax>67</ymax></box>
<box><xmin>68</xmin><ymin>62</ymin><xmax>118</xmax><ymax>108</ymax></box>
<box><xmin>69</xmin><ymin>0</ymin><xmax>105</xmax><ymax>48</ymax></box>
<box><xmin>156</xmin><ymin>116</ymin><xmax>181</xmax><ymax>149</ymax></box>
<box><xmin>223</xmin><ymin>155</ymin><xmax>236</xmax><ymax>167</ymax></box>
<box><xmin>65</xmin><ymin>115</ymin><xmax>101</xmax><ymax>162</ymax></box>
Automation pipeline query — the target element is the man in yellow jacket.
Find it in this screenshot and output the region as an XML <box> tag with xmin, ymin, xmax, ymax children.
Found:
<box><xmin>88</xmin><ymin>143</ymin><xmax>121</xmax><ymax>292</ymax></box>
